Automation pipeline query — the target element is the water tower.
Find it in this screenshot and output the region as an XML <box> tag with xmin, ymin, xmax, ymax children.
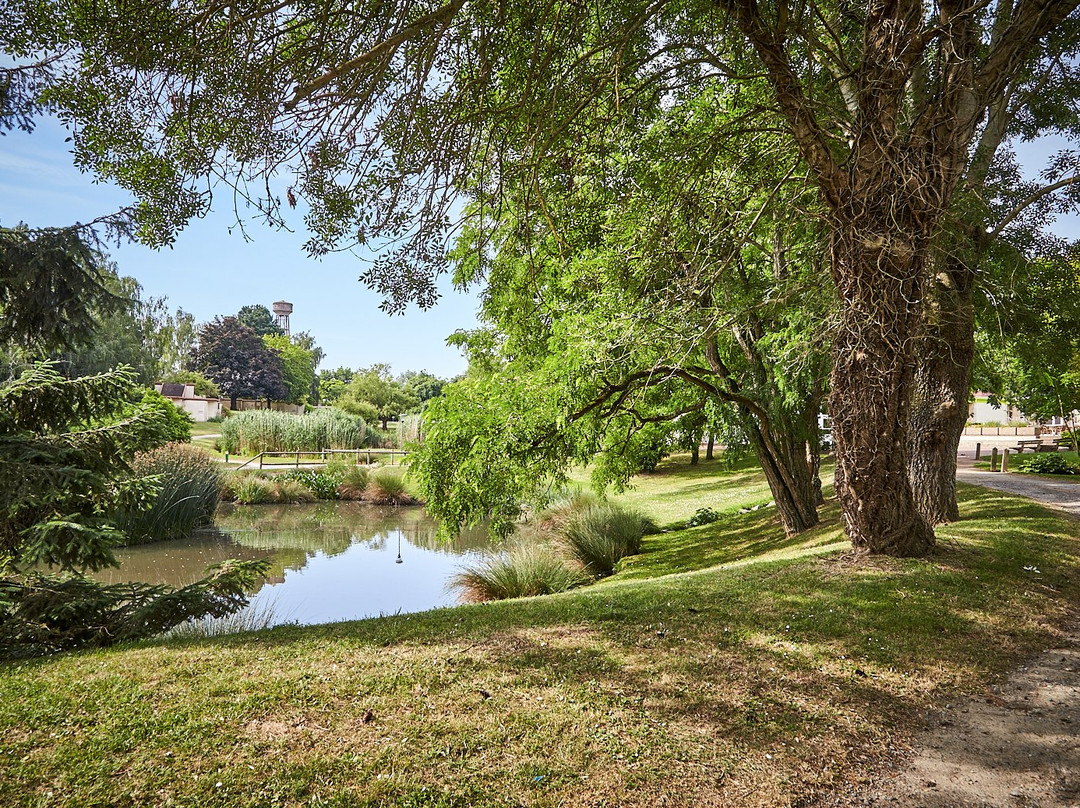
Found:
<box><xmin>272</xmin><ymin>300</ymin><xmax>293</xmax><ymax>336</ymax></box>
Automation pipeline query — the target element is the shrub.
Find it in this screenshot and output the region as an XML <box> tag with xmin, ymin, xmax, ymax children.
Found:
<box><xmin>1021</xmin><ymin>452</ymin><xmax>1078</xmax><ymax>475</ymax></box>
<box><xmin>366</xmin><ymin>467</ymin><xmax>415</xmax><ymax>505</ymax></box>
<box><xmin>686</xmin><ymin>507</ymin><xmax>720</xmax><ymax>527</ymax></box>
<box><xmin>452</xmin><ymin>543</ymin><xmax>589</xmax><ymax>602</ymax></box>
<box><xmin>115</xmin><ymin>443</ymin><xmax>221</xmax><ymax>543</ymax></box>
<box><xmin>232</xmin><ymin>475</ymin><xmax>275</xmax><ymax>505</ymax></box>
<box><xmin>558</xmin><ymin>503</ymin><xmax>648</xmax><ymax>576</ymax></box>
<box><xmin>137</xmin><ymin>389</ymin><xmax>192</xmax><ymax>443</ymax></box>
<box><xmin>272</xmin><ymin>479</ymin><xmax>318</xmax><ymax>504</ymax></box>
<box><xmin>283</xmin><ymin>469</ymin><xmax>341</xmax><ymax>500</ymax></box>
<box><xmin>535</xmin><ymin>491</ymin><xmax>599</xmax><ymax>532</ymax></box>
<box><xmin>226</xmin><ymin>473</ymin><xmax>317</xmax><ymax>504</ymax></box>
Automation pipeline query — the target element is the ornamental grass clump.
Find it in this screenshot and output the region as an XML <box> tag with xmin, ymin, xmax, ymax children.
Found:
<box><xmin>116</xmin><ymin>443</ymin><xmax>222</xmax><ymax>544</ymax></box>
<box><xmin>452</xmin><ymin>543</ymin><xmax>589</xmax><ymax>603</ymax></box>
<box><xmin>558</xmin><ymin>502</ymin><xmax>650</xmax><ymax>576</ymax></box>
<box><xmin>225</xmin><ymin>473</ymin><xmax>316</xmax><ymax>504</ymax></box>
<box><xmin>337</xmin><ymin>464</ymin><xmax>370</xmax><ymax>500</ymax></box>
<box><xmin>366</xmin><ymin>467</ymin><xmax>415</xmax><ymax>505</ymax></box>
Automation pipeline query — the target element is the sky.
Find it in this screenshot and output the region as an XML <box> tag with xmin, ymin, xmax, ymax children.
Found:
<box><xmin>0</xmin><ymin>117</ymin><xmax>481</xmax><ymax>379</ymax></box>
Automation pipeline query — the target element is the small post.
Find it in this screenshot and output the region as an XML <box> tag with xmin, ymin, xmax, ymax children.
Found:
<box><xmin>991</xmin><ymin>447</ymin><xmax>999</xmax><ymax>472</ymax></box>
<box><xmin>259</xmin><ymin>453</ymin><xmax>264</xmax><ymax>470</ymax></box>
<box><xmin>975</xmin><ymin>442</ymin><xmax>981</xmax><ymax>460</ymax></box>
<box><xmin>1002</xmin><ymin>449</ymin><xmax>1010</xmax><ymax>472</ymax></box>
<box><xmin>367</xmin><ymin>450</ymin><xmax>371</xmax><ymax>464</ymax></box>
<box><xmin>296</xmin><ymin>450</ymin><xmax>300</xmax><ymax>468</ymax></box>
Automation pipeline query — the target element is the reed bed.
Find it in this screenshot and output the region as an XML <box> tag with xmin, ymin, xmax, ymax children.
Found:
<box><xmin>219</xmin><ymin>409</ymin><xmax>374</xmax><ymax>455</ymax></box>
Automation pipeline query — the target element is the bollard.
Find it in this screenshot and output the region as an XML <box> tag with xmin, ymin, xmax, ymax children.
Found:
<box><xmin>991</xmin><ymin>447</ymin><xmax>999</xmax><ymax>472</ymax></box>
<box><xmin>1002</xmin><ymin>448</ymin><xmax>1010</xmax><ymax>472</ymax></box>
<box><xmin>975</xmin><ymin>442</ymin><xmax>981</xmax><ymax>460</ymax></box>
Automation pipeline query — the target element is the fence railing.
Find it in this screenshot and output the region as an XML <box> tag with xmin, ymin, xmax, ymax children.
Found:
<box><xmin>235</xmin><ymin>448</ymin><xmax>408</xmax><ymax>471</ymax></box>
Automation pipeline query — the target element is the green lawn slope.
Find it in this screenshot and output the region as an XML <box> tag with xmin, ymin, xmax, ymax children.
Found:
<box><xmin>2</xmin><ymin>457</ymin><xmax>1078</xmax><ymax>807</ymax></box>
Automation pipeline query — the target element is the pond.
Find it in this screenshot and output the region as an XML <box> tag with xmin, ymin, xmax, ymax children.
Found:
<box><xmin>95</xmin><ymin>503</ymin><xmax>494</xmax><ymax>627</ymax></box>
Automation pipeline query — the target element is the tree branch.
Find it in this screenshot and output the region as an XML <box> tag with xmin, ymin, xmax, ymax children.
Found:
<box><xmin>989</xmin><ymin>174</ymin><xmax>1080</xmax><ymax>240</ymax></box>
<box><xmin>283</xmin><ymin>0</ymin><xmax>467</xmax><ymax>111</ymax></box>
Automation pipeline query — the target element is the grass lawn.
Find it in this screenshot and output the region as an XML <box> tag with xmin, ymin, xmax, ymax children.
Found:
<box><xmin>2</xmin><ymin>460</ymin><xmax>1078</xmax><ymax>806</ymax></box>
<box><xmin>189</xmin><ymin>421</ymin><xmax>224</xmax><ymax>437</ymax></box>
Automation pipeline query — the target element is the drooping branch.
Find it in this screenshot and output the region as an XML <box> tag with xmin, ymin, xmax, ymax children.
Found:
<box><xmin>283</xmin><ymin>0</ymin><xmax>468</xmax><ymax>111</ymax></box>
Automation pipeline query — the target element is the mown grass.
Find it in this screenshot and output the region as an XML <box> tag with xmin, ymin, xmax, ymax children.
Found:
<box><xmin>1</xmin><ymin>469</ymin><xmax>1078</xmax><ymax>807</ymax></box>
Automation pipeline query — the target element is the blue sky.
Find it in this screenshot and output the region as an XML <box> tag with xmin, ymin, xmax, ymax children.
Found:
<box><xmin>0</xmin><ymin>118</ymin><xmax>481</xmax><ymax>379</ymax></box>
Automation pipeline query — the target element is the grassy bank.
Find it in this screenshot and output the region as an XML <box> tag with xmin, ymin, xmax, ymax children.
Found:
<box><xmin>2</xmin><ymin>460</ymin><xmax>1078</xmax><ymax>806</ymax></box>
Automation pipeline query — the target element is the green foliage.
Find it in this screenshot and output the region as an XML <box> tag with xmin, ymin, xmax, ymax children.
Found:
<box><xmin>263</xmin><ymin>334</ymin><xmax>317</xmax><ymax>405</ymax></box>
<box><xmin>558</xmin><ymin>503</ymin><xmax>648</xmax><ymax>576</ymax></box>
<box><xmin>686</xmin><ymin>508</ymin><xmax>721</xmax><ymax>527</ymax></box>
<box><xmin>1020</xmin><ymin>452</ymin><xmax>1078</xmax><ymax>475</ymax></box>
<box><xmin>134</xmin><ymin>389</ymin><xmax>192</xmax><ymax>443</ymax></box>
<box><xmin>400</xmin><ymin>370</ymin><xmax>446</xmax><ymax>410</ymax></box>
<box><xmin>0</xmin><ymin>559</ymin><xmax>269</xmax><ymax>658</ymax></box>
<box><xmin>218</xmin><ymin>409</ymin><xmax>372</xmax><ymax>454</ymax></box>
<box><xmin>338</xmin><ymin>364</ymin><xmax>418</xmax><ymax>429</ymax></box>
<box><xmin>282</xmin><ymin>469</ymin><xmax>341</xmax><ymax>500</ymax></box>
<box><xmin>0</xmin><ymin>363</ymin><xmax>265</xmax><ymax>657</ymax></box>
<box><xmin>451</xmin><ymin>543</ymin><xmax>589</xmax><ymax>603</ymax></box>
<box><xmin>0</xmin><ymin>363</ymin><xmax>172</xmax><ymax>573</ymax></box>
<box><xmin>366</xmin><ymin>467</ymin><xmax>413</xmax><ymax>505</ymax></box>
<box><xmin>0</xmin><ymin>226</ymin><xmax>124</xmax><ymax>354</ymax></box>
<box><xmin>336</xmin><ymin>464</ymin><xmax>370</xmax><ymax>499</ymax></box>
<box><xmin>317</xmin><ymin>367</ymin><xmax>354</xmax><ymax>405</ymax></box>
<box><xmin>113</xmin><ymin>443</ymin><xmax>222</xmax><ymax>543</ymax></box>
<box><xmin>225</xmin><ymin>473</ymin><xmax>317</xmax><ymax>505</ymax></box>
<box><xmin>236</xmin><ymin>304</ymin><xmax>283</xmax><ymax>337</ymax></box>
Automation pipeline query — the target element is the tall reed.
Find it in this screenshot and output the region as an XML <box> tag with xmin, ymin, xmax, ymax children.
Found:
<box><xmin>116</xmin><ymin>443</ymin><xmax>223</xmax><ymax>543</ymax></box>
<box><xmin>219</xmin><ymin>409</ymin><xmax>372</xmax><ymax>455</ymax></box>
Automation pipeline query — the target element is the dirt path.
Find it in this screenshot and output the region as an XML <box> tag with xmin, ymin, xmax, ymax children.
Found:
<box><xmin>835</xmin><ymin>457</ymin><xmax>1080</xmax><ymax>807</ymax></box>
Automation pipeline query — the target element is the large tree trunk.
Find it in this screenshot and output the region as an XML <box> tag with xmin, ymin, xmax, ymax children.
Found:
<box><xmin>907</xmin><ymin>253</ymin><xmax>976</xmax><ymax>525</ymax></box>
<box><xmin>829</xmin><ymin>217</ymin><xmax>936</xmax><ymax>556</ymax></box>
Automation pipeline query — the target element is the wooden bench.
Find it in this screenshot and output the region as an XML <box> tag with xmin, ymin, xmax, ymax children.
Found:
<box><xmin>1014</xmin><ymin>439</ymin><xmax>1043</xmax><ymax>452</ymax></box>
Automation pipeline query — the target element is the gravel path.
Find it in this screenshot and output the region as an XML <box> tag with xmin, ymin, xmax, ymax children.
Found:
<box><xmin>830</xmin><ymin>453</ymin><xmax>1080</xmax><ymax>807</ymax></box>
<box><xmin>955</xmin><ymin>451</ymin><xmax>1080</xmax><ymax>517</ymax></box>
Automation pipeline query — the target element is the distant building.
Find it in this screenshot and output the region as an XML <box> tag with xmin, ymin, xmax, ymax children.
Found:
<box><xmin>155</xmin><ymin>383</ymin><xmax>223</xmax><ymax>422</ymax></box>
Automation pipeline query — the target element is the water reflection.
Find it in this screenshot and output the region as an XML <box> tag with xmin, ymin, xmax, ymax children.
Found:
<box><xmin>97</xmin><ymin>503</ymin><xmax>493</xmax><ymax>626</ymax></box>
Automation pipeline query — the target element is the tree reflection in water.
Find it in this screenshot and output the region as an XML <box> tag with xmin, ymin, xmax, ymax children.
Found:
<box><xmin>95</xmin><ymin>503</ymin><xmax>494</xmax><ymax>625</ymax></box>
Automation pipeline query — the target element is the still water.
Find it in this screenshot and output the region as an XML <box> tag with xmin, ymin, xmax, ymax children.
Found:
<box><xmin>96</xmin><ymin>503</ymin><xmax>493</xmax><ymax>626</ymax></box>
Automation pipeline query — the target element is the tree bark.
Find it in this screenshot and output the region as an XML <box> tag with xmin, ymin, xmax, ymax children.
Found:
<box><xmin>744</xmin><ymin>417</ymin><xmax>821</xmax><ymax>536</ymax></box>
<box><xmin>907</xmin><ymin>252</ymin><xmax>976</xmax><ymax>525</ymax></box>
<box><xmin>706</xmin><ymin>433</ymin><xmax>714</xmax><ymax>460</ymax></box>
<box><xmin>829</xmin><ymin>217</ymin><xmax>936</xmax><ymax>556</ymax></box>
